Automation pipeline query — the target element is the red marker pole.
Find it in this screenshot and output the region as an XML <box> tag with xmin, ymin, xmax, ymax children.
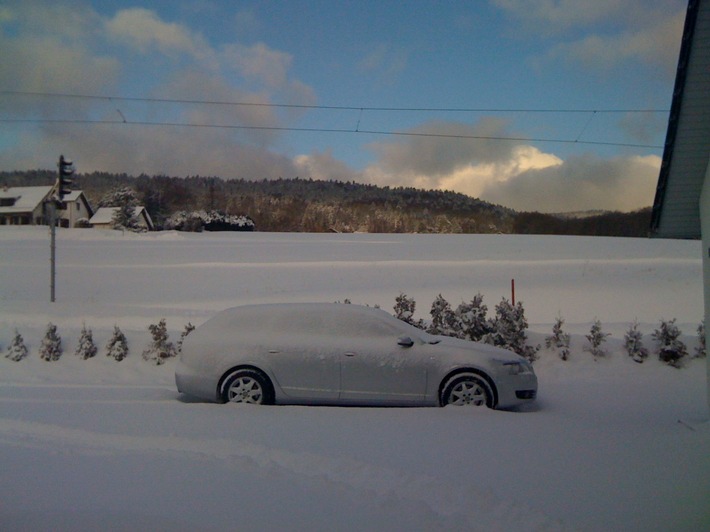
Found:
<box><xmin>511</xmin><ymin>279</ymin><xmax>515</xmax><ymax>306</ymax></box>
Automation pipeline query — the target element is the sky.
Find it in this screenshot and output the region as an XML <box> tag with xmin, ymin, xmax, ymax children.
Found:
<box><xmin>0</xmin><ymin>0</ymin><xmax>688</xmax><ymax>213</ymax></box>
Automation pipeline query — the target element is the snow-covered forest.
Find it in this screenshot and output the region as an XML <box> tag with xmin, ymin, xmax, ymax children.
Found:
<box><xmin>1</xmin><ymin>228</ymin><xmax>708</xmax><ymax>531</ymax></box>
<box><xmin>2</xmin><ymin>170</ymin><xmax>652</xmax><ymax>235</ymax></box>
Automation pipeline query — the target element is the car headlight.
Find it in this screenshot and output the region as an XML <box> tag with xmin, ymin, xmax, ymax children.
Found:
<box><xmin>503</xmin><ymin>361</ymin><xmax>534</xmax><ymax>375</ymax></box>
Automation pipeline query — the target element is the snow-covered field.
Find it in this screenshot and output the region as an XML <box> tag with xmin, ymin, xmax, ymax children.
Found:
<box><xmin>1</xmin><ymin>227</ymin><xmax>708</xmax><ymax>531</ymax></box>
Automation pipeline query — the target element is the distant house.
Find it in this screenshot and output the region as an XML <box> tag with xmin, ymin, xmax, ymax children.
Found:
<box><xmin>57</xmin><ymin>190</ymin><xmax>94</xmax><ymax>228</ymax></box>
<box><xmin>0</xmin><ymin>185</ymin><xmax>94</xmax><ymax>228</ymax></box>
<box><xmin>0</xmin><ymin>185</ymin><xmax>53</xmax><ymax>226</ymax></box>
<box><xmin>90</xmin><ymin>206</ymin><xmax>155</xmax><ymax>231</ymax></box>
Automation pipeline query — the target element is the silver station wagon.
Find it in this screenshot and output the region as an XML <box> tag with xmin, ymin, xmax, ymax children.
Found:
<box><xmin>175</xmin><ymin>303</ymin><xmax>537</xmax><ymax>408</ymax></box>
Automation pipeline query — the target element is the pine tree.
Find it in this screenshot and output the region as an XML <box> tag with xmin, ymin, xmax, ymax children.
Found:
<box><xmin>484</xmin><ymin>298</ymin><xmax>539</xmax><ymax>362</ymax></box>
<box><xmin>545</xmin><ymin>314</ymin><xmax>571</xmax><ymax>361</ymax></box>
<box><xmin>106</xmin><ymin>325</ymin><xmax>129</xmax><ymax>361</ymax></box>
<box><xmin>142</xmin><ymin>319</ymin><xmax>176</xmax><ymax>365</ymax></box>
<box><xmin>455</xmin><ymin>293</ymin><xmax>490</xmax><ymax>341</ymax></box>
<box><xmin>394</xmin><ymin>293</ymin><xmax>417</xmax><ymax>325</ymax></box>
<box><xmin>695</xmin><ymin>321</ymin><xmax>706</xmax><ymax>358</ymax></box>
<box><xmin>624</xmin><ymin>320</ymin><xmax>648</xmax><ymax>363</ymax></box>
<box><xmin>39</xmin><ymin>322</ymin><xmax>62</xmax><ymax>361</ymax></box>
<box><xmin>74</xmin><ymin>323</ymin><xmax>98</xmax><ymax>360</ymax></box>
<box><xmin>428</xmin><ymin>294</ymin><xmax>458</xmax><ymax>337</ymax></box>
<box><xmin>6</xmin><ymin>329</ymin><xmax>28</xmax><ymax>362</ymax></box>
<box><xmin>176</xmin><ymin>322</ymin><xmax>196</xmax><ymax>354</ymax></box>
<box><xmin>652</xmin><ymin>319</ymin><xmax>688</xmax><ymax>368</ymax></box>
<box><xmin>585</xmin><ymin>319</ymin><xmax>610</xmax><ymax>359</ymax></box>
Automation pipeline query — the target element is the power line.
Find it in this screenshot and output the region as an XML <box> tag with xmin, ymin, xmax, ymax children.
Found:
<box><xmin>0</xmin><ymin>117</ymin><xmax>664</xmax><ymax>149</ymax></box>
<box><xmin>0</xmin><ymin>90</ymin><xmax>669</xmax><ymax>114</ymax></box>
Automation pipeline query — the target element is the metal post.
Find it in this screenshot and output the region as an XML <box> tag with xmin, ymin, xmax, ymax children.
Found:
<box><xmin>49</xmin><ymin>201</ymin><xmax>56</xmax><ymax>302</ymax></box>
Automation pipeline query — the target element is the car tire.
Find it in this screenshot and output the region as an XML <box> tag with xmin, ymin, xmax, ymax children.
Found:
<box><xmin>441</xmin><ymin>373</ymin><xmax>493</xmax><ymax>408</ymax></box>
<box><xmin>221</xmin><ymin>369</ymin><xmax>274</xmax><ymax>405</ymax></box>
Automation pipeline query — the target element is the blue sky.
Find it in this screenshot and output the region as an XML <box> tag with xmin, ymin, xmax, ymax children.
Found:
<box><xmin>0</xmin><ymin>0</ymin><xmax>688</xmax><ymax>212</ymax></box>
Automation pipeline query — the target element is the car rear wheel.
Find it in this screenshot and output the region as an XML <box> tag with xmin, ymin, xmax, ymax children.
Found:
<box><xmin>221</xmin><ymin>369</ymin><xmax>273</xmax><ymax>404</ymax></box>
<box><xmin>441</xmin><ymin>373</ymin><xmax>493</xmax><ymax>408</ymax></box>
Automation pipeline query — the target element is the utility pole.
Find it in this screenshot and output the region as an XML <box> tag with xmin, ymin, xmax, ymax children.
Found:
<box><xmin>49</xmin><ymin>155</ymin><xmax>74</xmax><ymax>302</ymax></box>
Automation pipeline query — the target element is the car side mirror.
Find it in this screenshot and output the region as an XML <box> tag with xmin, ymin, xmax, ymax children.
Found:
<box><xmin>397</xmin><ymin>336</ymin><xmax>414</xmax><ymax>348</ymax></box>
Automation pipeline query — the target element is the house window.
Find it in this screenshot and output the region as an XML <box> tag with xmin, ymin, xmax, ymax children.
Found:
<box><xmin>76</xmin><ymin>201</ymin><xmax>81</xmax><ymax>212</ymax></box>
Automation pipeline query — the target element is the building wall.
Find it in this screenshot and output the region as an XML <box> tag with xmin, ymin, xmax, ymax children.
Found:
<box><xmin>699</xmin><ymin>156</ymin><xmax>710</xmax><ymax>410</ymax></box>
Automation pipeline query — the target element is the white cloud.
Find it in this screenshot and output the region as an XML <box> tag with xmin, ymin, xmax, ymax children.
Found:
<box><xmin>356</xmin><ymin>119</ymin><xmax>659</xmax><ymax>212</ymax></box>
<box><xmin>493</xmin><ymin>0</ymin><xmax>686</xmax><ymax>76</ymax></box>
<box><xmin>105</xmin><ymin>8</ymin><xmax>212</xmax><ymax>61</ymax></box>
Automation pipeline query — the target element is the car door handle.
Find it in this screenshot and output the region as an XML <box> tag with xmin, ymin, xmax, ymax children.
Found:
<box><xmin>344</xmin><ymin>352</ymin><xmax>357</xmax><ymax>357</ymax></box>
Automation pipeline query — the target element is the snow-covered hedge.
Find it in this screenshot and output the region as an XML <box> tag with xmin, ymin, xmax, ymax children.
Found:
<box><xmin>164</xmin><ymin>210</ymin><xmax>255</xmax><ymax>232</ymax></box>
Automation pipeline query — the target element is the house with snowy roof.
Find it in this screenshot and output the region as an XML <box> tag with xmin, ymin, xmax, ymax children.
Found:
<box><xmin>0</xmin><ymin>185</ymin><xmax>94</xmax><ymax>228</ymax></box>
<box><xmin>89</xmin><ymin>206</ymin><xmax>154</xmax><ymax>231</ymax></box>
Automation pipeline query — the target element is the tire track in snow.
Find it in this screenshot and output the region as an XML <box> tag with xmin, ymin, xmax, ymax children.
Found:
<box><xmin>0</xmin><ymin>417</ymin><xmax>571</xmax><ymax>531</ymax></box>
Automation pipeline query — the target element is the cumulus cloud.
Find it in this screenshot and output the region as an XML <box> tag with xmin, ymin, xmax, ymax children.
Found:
<box><xmin>493</xmin><ymin>0</ymin><xmax>685</xmax><ymax>76</ymax></box>
<box><xmin>294</xmin><ymin>150</ymin><xmax>354</xmax><ymax>182</ymax></box>
<box><xmin>356</xmin><ymin>119</ymin><xmax>659</xmax><ymax>212</ymax></box>
<box><xmin>105</xmin><ymin>8</ymin><xmax>212</xmax><ymax>61</ymax></box>
<box><xmin>479</xmin><ymin>153</ymin><xmax>660</xmax><ymax>212</ymax></box>
<box><xmin>0</xmin><ymin>1</ymin><xmax>314</xmax><ymax>178</ymax></box>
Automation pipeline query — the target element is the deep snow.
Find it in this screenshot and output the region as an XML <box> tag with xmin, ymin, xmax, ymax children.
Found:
<box><xmin>1</xmin><ymin>227</ymin><xmax>708</xmax><ymax>531</ymax></box>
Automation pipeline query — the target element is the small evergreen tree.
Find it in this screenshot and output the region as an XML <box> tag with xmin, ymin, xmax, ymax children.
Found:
<box><xmin>455</xmin><ymin>293</ymin><xmax>490</xmax><ymax>341</ymax></box>
<box><xmin>695</xmin><ymin>321</ymin><xmax>706</xmax><ymax>358</ymax></box>
<box><xmin>428</xmin><ymin>294</ymin><xmax>458</xmax><ymax>337</ymax></box>
<box><xmin>176</xmin><ymin>322</ymin><xmax>196</xmax><ymax>355</ymax></box>
<box><xmin>585</xmin><ymin>319</ymin><xmax>610</xmax><ymax>359</ymax></box>
<box><xmin>6</xmin><ymin>329</ymin><xmax>28</xmax><ymax>362</ymax></box>
<box><xmin>142</xmin><ymin>319</ymin><xmax>176</xmax><ymax>365</ymax></box>
<box><xmin>394</xmin><ymin>293</ymin><xmax>417</xmax><ymax>325</ymax></box>
<box><xmin>106</xmin><ymin>325</ymin><xmax>129</xmax><ymax>361</ymax></box>
<box><xmin>484</xmin><ymin>298</ymin><xmax>539</xmax><ymax>362</ymax></box>
<box><xmin>74</xmin><ymin>323</ymin><xmax>98</xmax><ymax>360</ymax></box>
<box><xmin>652</xmin><ymin>319</ymin><xmax>687</xmax><ymax>368</ymax></box>
<box><xmin>39</xmin><ymin>322</ymin><xmax>62</xmax><ymax>361</ymax></box>
<box><xmin>545</xmin><ymin>314</ymin><xmax>571</xmax><ymax>361</ymax></box>
<box><xmin>624</xmin><ymin>320</ymin><xmax>648</xmax><ymax>363</ymax></box>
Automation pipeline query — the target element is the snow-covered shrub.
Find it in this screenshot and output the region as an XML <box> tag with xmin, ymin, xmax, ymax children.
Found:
<box><xmin>165</xmin><ymin>210</ymin><xmax>255</xmax><ymax>232</ymax></box>
<box><xmin>39</xmin><ymin>322</ymin><xmax>62</xmax><ymax>361</ymax></box>
<box><xmin>585</xmin><ymin>319</ymin><xmax>610</xmax><ymax>359</ymax></box>
<box><xmin>624</xmin><ymin>320</ymin><xmax>648</xmax><ymax>363</ymax></box>
<box><xmin>455</xmin><ymin>293</ymin><xmax>490</xmax><ymax>342</ymax></box>
<box><xmin>695</xmin><ymin>321</ymin><xmax>706</xmax><ymax>358</ymax></box>
<box><xmin>6</xmin><ymin>329</ymin><xmax>28</xmax><ymax>362</ymax></box>
<box><xmin>545</xmin><ymin>315</ymin><xmax>571</xmax><ymax>361</ymax></box>
<box><xmin>394</xmin><ymin>293</ymin><xmax>417</xmax><ymax>325</ymax></box>
<box><xmin>142</xmin><ymin>319</ymin><xmax>176</xmax><ymax>365</ymax></box>
<box><xmin>106</xmin><ymin>325</ymin><xmax>129</xmax><ymax>362</ymax></box>
<box><xmin>652</xmin><ymin>319</ymin><xmax>687</xmax><ymax>368</ymax></box>
<box><xmin>75</xmin><ymin>217</ymin><xmax>91</xmax><ymax>228</ymax></box>
<box><xmin>484</xmin><ymin>298</ymin><xmax>539</xmax><ymax>362</ymax></box>
<box><xmin>74</xmin><ymin>323</ymin><xmax>98</xmax><ymax>360</ymax></box>
<box><xmin>176</xmin><ymin>322</ymin><xmax>196</xmax><ymax>355</ymax></box>
<box><xmin>428</xmin><ymin>294</ymin><xmax>458</xmax><ymax>337</ymax></box>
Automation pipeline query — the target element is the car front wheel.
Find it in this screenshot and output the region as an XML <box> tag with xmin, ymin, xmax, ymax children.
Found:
<box><xmin>221</xmin><ymin>369</ymin><xmax>273</xmax><ymax>404</ymax></box>
<box><xmin>441</xmin><ymin>373</ymin><xmax>493</xmax><ymax>408</ymax></box>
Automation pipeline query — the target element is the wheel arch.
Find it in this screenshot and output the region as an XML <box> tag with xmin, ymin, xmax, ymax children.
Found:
<box><xmin>217</xmin><ymin>364</ymin><xmax>275</xmax><ymax>404</ymax></box>
<box><xmin>438</xmin><ymin>367</ymin><xmax>498</xmax><ymax>407</ymax></box>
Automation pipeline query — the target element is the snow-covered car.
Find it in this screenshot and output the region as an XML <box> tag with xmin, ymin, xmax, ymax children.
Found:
<box><xmin>175</xmin><ymin>303</ymin><xmax>537</xmax><ymax>408</ymax></box>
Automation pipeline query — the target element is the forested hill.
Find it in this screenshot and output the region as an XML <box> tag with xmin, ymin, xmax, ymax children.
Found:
<box><xmin>1</xmin><ymin>170</ymin><xmax>651</xmax><ymax>236</ymax></box>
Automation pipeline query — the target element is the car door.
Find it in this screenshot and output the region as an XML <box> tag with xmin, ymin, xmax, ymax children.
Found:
<box><xmin>339</xmin><ymin>317</ymin><xmax>430</xmax><ymax>404</ymax></box>
<box><xmin>263</xmin><ymin>316</ymin><xmax>340</xmax><ymax>400</ymax></box>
